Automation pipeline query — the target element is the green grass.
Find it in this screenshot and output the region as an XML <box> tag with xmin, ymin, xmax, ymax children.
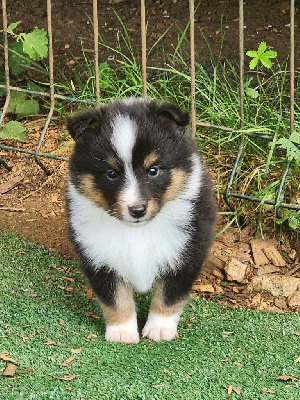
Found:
<box><xmin>1</xmin><ymin>232</ymin><xmax>300</xmax><ymax>399</ymax></box>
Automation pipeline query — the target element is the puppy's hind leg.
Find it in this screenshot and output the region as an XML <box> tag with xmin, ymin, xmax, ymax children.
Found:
<box><xmin>142</xmin><ymin>279</ymin><xmax>187</xmax><ymax>341</ymax></box>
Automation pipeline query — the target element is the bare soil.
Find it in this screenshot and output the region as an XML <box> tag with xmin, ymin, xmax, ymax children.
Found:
<box><xmin>3</xmin><ymin>0</ymin><xmax>300</xmax><ymax>81</ymax></box>
<box><xmin>1</xmin><ymin>0</ymin><xmax>299</xmax><ymax>312</ymax></box>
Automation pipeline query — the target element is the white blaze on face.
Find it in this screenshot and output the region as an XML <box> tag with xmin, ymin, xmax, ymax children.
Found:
<box><xmin>111</xmin><ymin>114</ymin><xmax>142</xmax><ymax>221</ymax></box>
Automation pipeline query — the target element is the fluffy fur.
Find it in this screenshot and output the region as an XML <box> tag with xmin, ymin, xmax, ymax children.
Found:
<box><xmin>66</xmin><ymin>97</ymin><xmax>216</xmax><ymax>343</ymax></box>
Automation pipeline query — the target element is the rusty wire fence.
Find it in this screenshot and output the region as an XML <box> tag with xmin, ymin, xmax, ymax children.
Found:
<box><xmin>0</xmin><ymin>0</ymin><xmax>299</xmax><ymax>217</ymax></box>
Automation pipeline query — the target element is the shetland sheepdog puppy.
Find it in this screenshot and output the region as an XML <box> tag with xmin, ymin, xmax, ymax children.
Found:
<box><xmin>66</xmin><ymin>97</ymin><xmax>216</xmax><ymax>343</ymax></box>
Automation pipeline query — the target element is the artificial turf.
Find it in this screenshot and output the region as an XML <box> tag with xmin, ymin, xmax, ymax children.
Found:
<box><xmin>0</xmin><ymin>232</ymin><xmax>299</xmax><ymax>399</ymax></box>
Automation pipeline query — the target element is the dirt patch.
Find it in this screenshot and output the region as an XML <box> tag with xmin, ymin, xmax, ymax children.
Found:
<box><xmin>3</xmin><ymin>0</ymin><xmax>299</xmax><ymax>83</ymax></box>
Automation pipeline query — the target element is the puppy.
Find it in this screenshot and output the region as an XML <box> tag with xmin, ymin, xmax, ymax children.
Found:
<box><xmin>66</xmin><ymin>97</ymin><xmax>216</xmax><ymax>343</ymax></box>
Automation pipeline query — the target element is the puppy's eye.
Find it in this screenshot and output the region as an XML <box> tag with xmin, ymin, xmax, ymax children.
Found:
<box><xmin>106</xmin><ymin>169</ymin><xmax>118</xmax><ymax>180</ymax></box>
<box><xmin>148</xmin><ymin>166</ymin><xmax>159</xmax><ymax>177</ymax></box>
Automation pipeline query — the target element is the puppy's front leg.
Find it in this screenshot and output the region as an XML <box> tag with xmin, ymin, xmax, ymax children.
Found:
<box><xmin>142</xmin><ymin>279</ymin><xmax>187</xmax><ymax>341</ymax></box>
<box><xmin>100</xmin><ymin>281</ymin><xmax>139</xmax><ymax>343</ymax></box>
<box><xmin>85</xmin><ymin>266</ymin><xmax>139</xmax><ymax>343</ymax></box>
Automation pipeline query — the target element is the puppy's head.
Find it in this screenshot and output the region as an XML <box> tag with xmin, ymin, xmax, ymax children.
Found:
<box><xmin>67</xmin><ymin>98</ymin><xmax>198</xmax><ymax>225</ymax></box>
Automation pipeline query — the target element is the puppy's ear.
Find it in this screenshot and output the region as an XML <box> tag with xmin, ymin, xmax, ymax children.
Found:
<box><xmin>67</xmin><ymin>109</ymin><xmax>102</xmax><ymax>141</ymax></box>
<box><xmin>155</xmin><ymin>102</ymin><xmax>190</xmax><ymax>128</ymax></box>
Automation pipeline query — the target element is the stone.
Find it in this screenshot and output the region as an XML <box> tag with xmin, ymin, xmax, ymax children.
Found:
<box><xmin>288</xmin><ymin>291</ymin><xmax>300</xmax><ymax>307</ymax></box>
<box><xmin>225</xmin><ymin>258</ymin><xmax>249</xmax><ymax>282</ymax></box>
<box><xmin>196</xmin><ymin>284</ymin><xmax>215</xmax><ymax>293</ymax></box>
<box><xmin>251</xmin><ymin>239</ymin><xmax>269</xmax><ymax>266</ymax></box>
<box><xmin>255</xmin><ymin>264</ymin><xmax>280</xmax><ymax>276</ymax></box>
<box><xmin>251</xmin><ymin>274</ymin><xmax>300</xmax><ymax>297</ymax></box>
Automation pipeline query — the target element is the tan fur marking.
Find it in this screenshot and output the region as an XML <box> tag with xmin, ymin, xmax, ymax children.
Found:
<box><xmin>150</xmin><ymin>280</ymin><xmax>187</xmax><ymax>317</ymax></box>
<box><xmin>147</xmin><ymin>199</ymin><xmax>159</xmax><ymax>218</ymax></box>
<box><xmin>143</xmin><ymin>152</ymin><xmax>158</xmax><ymax>170</ymax></box>
<box><xmin>99</xmin><ymin>282</ymin><xmax>135</xmax><ymax>325</ymax></box>
<box><xmin>162</xmin><ymin>169</ymin><xmax>187</xmax><ymax>204</ymax></box>
<box><xmin>107</xmin><ymin>156</ymin><xmax>120</xmax><ymax>171</ymax></box>
<box><xmin>79</xmin><ymin>174</ymin><xmax>109</xmax><ymax>210</ymax></box>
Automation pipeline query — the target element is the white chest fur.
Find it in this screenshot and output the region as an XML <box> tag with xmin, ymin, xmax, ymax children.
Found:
<box><xmin>67</xmin><ymin>182</ymin><xmax>195</xmax><ymax>292</ymax></box>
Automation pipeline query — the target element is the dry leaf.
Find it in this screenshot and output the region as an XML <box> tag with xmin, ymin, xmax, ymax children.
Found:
<box><xmin>44</xmin><ymin>340</ymin><xmax>61</xmax><ymax>346</ymax></box>
<box><xmin>71</xmin><ymin>348</ymin><xmax>82</xmax><ymax>354</ymax></box>
<box><xmin>62</xmin><ymin>276</ymin><xmax>75</xmax><ymax>282</ymax></box>
<box><xmin>0</xmin><ymin>352</ymin><xmax>19</xmax><ymax>365</ymax></box>
<box><xmin>54</xmin><ymin>374</ymin><xmax>77</xmax><ymax>381</ymax></box>
<box><xmin>293</xmin><ymin>332</ymin><xmax>300</xmax><ymax>336</ymax></box>
<box><xmin>228</xmin><ymin>385</ymin><xmax>241</xmax><ymax>395</ymax></box>
<box><xmin>51</xmin><ymin>193</ymin><xmax>59</xmax><ymax>203</ymax></box>
<box><xmin>85</xmin><ymin>288</ymin><xmax>94</xmax><ymax>300</ymax></box>
<box><xmin>60</xmin><ymin>356</ymin><xmax>75</xmax><ymax>367</ymax></box>
<box><xmin>86</xmin><ymin>333</ymin><xmax>97</xmax><ymax>341</ymax></box>
<box><xmin>262</xmin><ymin>388</ymin><xmax>276</xmax><ymax>394</ymax></box>
<box><xmin>2</xmin><ymin>363</ymin><xmax>17</xmax><ymax>377</ymax></box>
<box><xmin>19</xmin><ymin>368</ymin><xmax>34</xmax><ymax>374</ymax></box>
<box><xmin>85</xmin><ymin>311</ymin><xmax>101</xmax><ymax>319</ymax></box>
<box><xmin>294</xmin><ymin>356</ymin><xmax>300</xmax><ymax>363</ymax></box>
<box><xmin>276</xmin><ymin>375</ymin><xmax>300</xmax><ymax>382</ymax></box>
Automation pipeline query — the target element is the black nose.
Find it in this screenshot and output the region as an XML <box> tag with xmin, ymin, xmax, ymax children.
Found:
<box><xmin>128</xmin><ymin>204</ymin><xmax>146</xmax><ymax>219</ymax></box>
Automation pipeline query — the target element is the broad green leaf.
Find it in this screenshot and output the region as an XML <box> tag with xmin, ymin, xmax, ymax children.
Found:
<box><xmin>9</xmin><ymin>41</ymin><xmax>30</xmax><ymax>75</ymax></box>
<box><xmin>260</xmin><ymin>54</ymin><xmax>272</xmax><ymax>69</ymax></box>
<box><xmin>290</xmin><ymin>131</ymin><xmax>300</xmax><ymax>144</ymax></box>
<box><xmin>257</xmin><ymin>41</ymin><xmax>267</xmax><ymax>56</ymax></box>
<box><xmin>288</xmin><ymin>214</ymin><xmax>299</xmax><ymax>230</ymax></box>
<box><xmin>7</xmin><ymin>91</ymin><xmax>27</xmax><ymax>113</ymax></box>
<box><xmin>7</xmin><ymin>21</ymin><xmax>22</xmax><ymax>35</ymax></box>
<box><xmin>276</xmin><ymin>138</ymin><xmax>300</xmax><ymax>164</ymax></box>
<box><xmin>21</xmin><ymin>27</ymin><xmax>48</xmax><ymax>61</ymax></box>
<box><xmin>245</xmin><ymin>87</ymin><xmax>259</xmax><ymax>99</ymax></box>
<box><xmin>263</xmin><ymin>50</ymin><xmax>278</xmax><ymax>58</ymax></box>
<box><xmin>249</xmin><ymin>57</ymin><xmax>259</xmax><ymax>69</ymax></box>
<box><xmin>0</xmin><ymin>120</ymin><xmax>27</xmax><ymax>142</ymax></box>
<box><xmin>15</xmin><ymin>98</ymin><xmax>39</xmax><ymax>116</ymax></box>
<box><xmin>246</xmin><ymin>50</ymin><xmax>258</xmax><ymax>57</ymax></box>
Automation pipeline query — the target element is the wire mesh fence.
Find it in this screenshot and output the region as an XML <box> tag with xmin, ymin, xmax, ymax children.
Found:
<box><xmin>0</xmin><ymin>0</ymin><xmax>299</xmax><ymax>215</ymax></box>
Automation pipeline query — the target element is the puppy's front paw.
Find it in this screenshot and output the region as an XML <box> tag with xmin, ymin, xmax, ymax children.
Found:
<box><xmin>142</xmin><ymin>311</ymin><xmax>180</xmax><ymax>341</ymax></box>
<box><xmin>105</xmin><ymin>316</ymin><xmax>139</xmax><ymax>344</ymax></box>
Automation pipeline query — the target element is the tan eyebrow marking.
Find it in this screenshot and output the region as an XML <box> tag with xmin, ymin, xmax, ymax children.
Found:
<box><xmin>107</xmin><ymin>156</ymin><xmax>120</xmax><ymax>171</ymax></box>
<box><xmin>143</xmin><ymin>152</ymin><xmax>158</xmax><ymax>170</ymax></box>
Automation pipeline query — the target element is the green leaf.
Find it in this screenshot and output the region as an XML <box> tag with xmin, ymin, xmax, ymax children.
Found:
<box><xmin>249</xmin><ymin>57</ymin><xmax>259</xmax><ymax>69</ymax></box>
<box><xmin>276</xmin><ymin>138</ymin><xmax>300</xmax><ymax>164</ymax></box>
<box><xmin>0</xmin><ymin>120</ymin><xmax>27</xmax><ymax>142</ymax></box>
<box><xmin>263</xmin><ymin>50</ymin><xmax>278</xmax><ymax>58</ymax></box>
<box><xmin>290</xmin><ymin>131</ymin><xmax>300</xmax><ymax>145</ymax></box>
<box><xmin>260</xmin><ymin>54</ymin><xmax>272</xmax><ymax>69</ymax></box>
<box><xmin>245</xmin><ymin>87</ymin><xmax>259</xmax><ymax>99</ymax></box>
<box><xmin>257</xmin><ymin>41</ymin><xmax>267</xmax><ymax>56</ymax></box>
<box><xmin>7</xmin><ymin>21</ymin><xmax>22</xmax><ymax>35</ymax></box>
<box><xmin>288</xmin><ymin>213</ymin><xmax>299</xmax><ymax>230</ymax></box>
<box><xmin>15</xmin><ymin>98</ymin><xmax>39</xmax><ymax>117</ymax></box>
<box><xmin>7</xmin><ymin>91</ymin><xmax>27</xmax><ymax>113</ymax></box>
<box><xmin>21</xmin><ymin>27</ymin><xmax>48</xmax><ymax>61</ymax></box>
<box><xmin>246</xmin><ymin>50</ymin><xmax>258</xmax><ymax>57</ymax></box>
<box><xmin>8</xmin><ymin>41</ymin><xmax>30</xmax><ymax>75</ymax></box>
